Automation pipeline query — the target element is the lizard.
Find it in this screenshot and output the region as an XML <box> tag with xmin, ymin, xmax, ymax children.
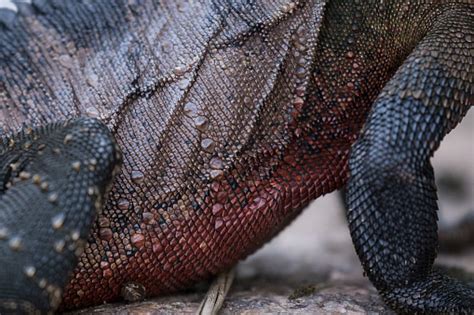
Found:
<box><xmin>0</xmin><ymin>0</ymin><xmax>473</xmax><ymax>314</ymax></box>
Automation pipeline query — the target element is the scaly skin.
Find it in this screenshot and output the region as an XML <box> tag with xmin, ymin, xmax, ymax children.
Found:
<box><xmin>0</xmin><ymin>0</ymin><xmax>472</xmax><ymax>314</ymax></box>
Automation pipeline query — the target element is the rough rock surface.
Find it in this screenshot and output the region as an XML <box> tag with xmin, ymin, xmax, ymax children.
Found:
<box><xmin>69</xmin><ymin>278</ymin><xmax>394</xmax><ymax>314</ymax></box>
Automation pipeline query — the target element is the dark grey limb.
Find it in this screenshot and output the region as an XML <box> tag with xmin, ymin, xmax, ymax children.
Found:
<box><xmin>346</xmin><ymin>6</ymin><xmax>474</xmax><ymax>314</ymax></box>
<box><xmin>0</xmin><ymin>118</ymin><xmax>120</xmax><ymax>314</ymax></box>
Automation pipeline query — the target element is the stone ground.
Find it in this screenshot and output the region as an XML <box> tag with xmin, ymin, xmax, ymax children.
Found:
<box><xmin>68</xmin><ymin>113</ymin><xmax>473</xmax><ymax>315</ymax></box>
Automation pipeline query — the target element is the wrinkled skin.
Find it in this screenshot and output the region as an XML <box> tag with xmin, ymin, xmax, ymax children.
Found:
<box><xmin>0</xmin><ymin>0</ymin><xmax>473</xmax><ymax>314</ymax></box>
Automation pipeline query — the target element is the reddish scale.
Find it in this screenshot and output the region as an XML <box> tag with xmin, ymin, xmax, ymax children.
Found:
<box><xmin>61</xmin><ymin>103</ymin><xmax>363</xmax><ymax>309</ymax></box>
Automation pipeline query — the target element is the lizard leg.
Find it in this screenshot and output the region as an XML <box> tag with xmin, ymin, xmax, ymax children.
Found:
<box><xmin>346</xmin><ymin>6</ymin><xmax>473</xmax><ymax>314</ymax></box>
<box><xmin>197</xmin><ymin>269</ymin><xmax>235</xmax><ymax>315</ymax></box>
<box><xmin>0</xmin><ymin>118</ymin><xmax>120</xmax><ymax>314</ymax></box>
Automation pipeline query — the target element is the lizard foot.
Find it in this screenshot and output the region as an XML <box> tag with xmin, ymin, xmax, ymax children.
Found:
<box><xmin>381</xmin><ymin>271</ymin><xmax>474</xmax><ymax>314</ymax></box>
<box><xmin>0</xmin><ymin>118</ymin><xmax>120</xmax><ymax>314</ymax></box>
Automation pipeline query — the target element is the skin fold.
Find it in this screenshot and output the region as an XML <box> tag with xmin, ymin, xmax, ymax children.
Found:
<box><xmin>0</xmin><ymin>0</ymin><xmax>472</xmax><ymax>314</ymax></box>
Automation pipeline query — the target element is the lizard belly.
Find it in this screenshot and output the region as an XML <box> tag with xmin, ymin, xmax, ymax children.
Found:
<box><xmin>61</xmin><ymin>131</ymin><xmax>353</xmax><ymax>309</ymax></box>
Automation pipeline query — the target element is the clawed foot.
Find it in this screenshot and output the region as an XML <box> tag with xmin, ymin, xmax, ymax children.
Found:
<box><xmin>382</xmin><ymin>271</ymin><xmax>474</xmax><ymax>314</ymax></box>
<box><xmin>0</xmin><ymin>118</ymin><xmax>120</xmax><ymax>313</ymax></box>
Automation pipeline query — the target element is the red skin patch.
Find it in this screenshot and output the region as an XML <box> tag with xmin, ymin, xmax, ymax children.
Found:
<box><xmin>61</xmin><ymin>120</ymin><xmax>356</xmax><ymax>309</ymax></box>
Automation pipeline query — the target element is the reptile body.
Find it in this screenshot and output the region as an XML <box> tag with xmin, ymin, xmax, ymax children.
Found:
<box><xmin>0</xmin><ymin>0</ymin><xmax>473</xmax><ymax>314</ymax></box>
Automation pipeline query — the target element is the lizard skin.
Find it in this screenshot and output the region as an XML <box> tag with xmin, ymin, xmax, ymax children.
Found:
<box><xmin>0</xmin><ymin>0</ymin><xmax>473</xmax><ymax>314</ymax></box>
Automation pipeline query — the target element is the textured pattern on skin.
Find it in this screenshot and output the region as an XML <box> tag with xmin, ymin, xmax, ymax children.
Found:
<box><xmin>0</xmin><ymin>118</ymin><xmax>120</xmax><ymax>314</ymax></box>
<box><xmin>0</xmin><ymin>0</ymin><xmax>472</xmax><ymax>313</ymax></box>
<box><xmin>347</xmin><ymin>7</ymin><xmax>474</xmax><ymax>313</ymax></box>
